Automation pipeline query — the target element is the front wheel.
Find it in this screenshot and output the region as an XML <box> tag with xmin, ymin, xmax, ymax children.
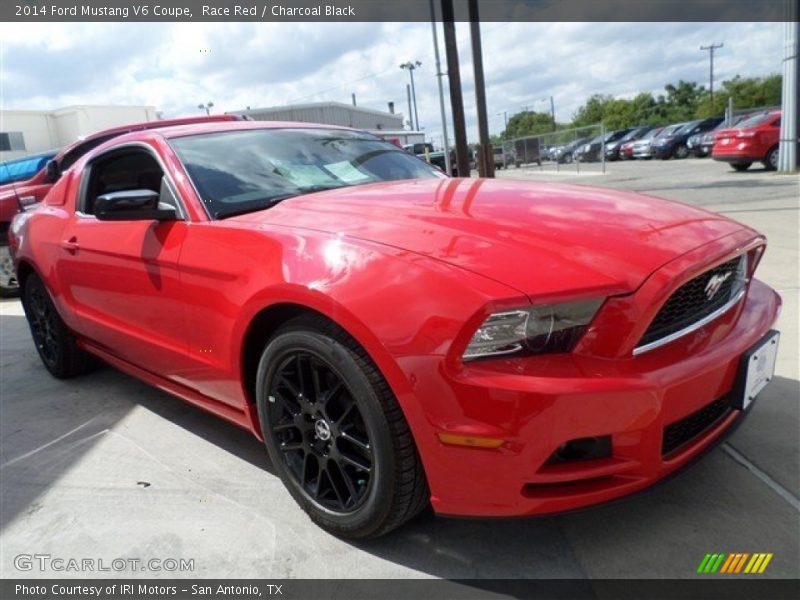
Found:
<box><xmin>256</xmin><ymin>316</ymin><xmax>429</xmax><ymax>539</ymax></box>
<box><xmin>0</xmin><ymin>244</ymin><xmax>19</xmax><ymax>297</ymax></box>
<box><xmin>672</xmin><ymin>144</ymin><xmax>689</xmax><ymax>159</ymax></box>
<box><xmin>21</xmin><ymin>273</ymin><xmax>97</xmax><ymax>378</ymax></box>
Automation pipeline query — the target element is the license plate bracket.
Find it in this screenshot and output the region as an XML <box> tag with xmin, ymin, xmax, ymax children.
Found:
<box><xmin>732</xmin><ymin>330</ymin><xmax>780</xmax><ymax>411</ymax></box>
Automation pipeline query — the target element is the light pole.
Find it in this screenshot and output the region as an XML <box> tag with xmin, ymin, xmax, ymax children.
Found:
<box><xmin>497</xmin><ymin>111</ymin><xmax>509</xmax><ymax>167</ymax></box>
<box><xmin>429</xmin><ymin>0</ymin><xmax>451</xmax><ymax>175</ymax></box>
<box><xmin>400</xmin><ymin>61</ymin><xmax>422</xmax><ymax>131</ymax></box>
<box><xmin>198</xmin><ymin>102</ymin><xmax>214</xmax><ymax>116</ymax></box>
<box><xmin>700</xmin><ymin>43</ymin><xmax>723</xmax><ymax>111</ymax></box>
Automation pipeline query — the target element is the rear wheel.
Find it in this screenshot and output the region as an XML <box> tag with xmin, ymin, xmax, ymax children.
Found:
<box><xmin>21</xmin><ymin>273</ymin><xmax>96</xmax><ymax>378</ymax></box>
<box><xmin>763</xmin><ymin>145</ymin><xmax>779</xmax><ymax>171</ymax></box>
<box><xmin>732</xmin><ymin>162</ymin><xmax>752</xmax><ymax>172</ymax></box>
<box><xmin>0</xmin><ymin>244</ymin><xmax>19</xmax><ymax>298</ymax></box>
<box><xmin>256</xmin><ymin>315</ymin><xmax>429</xmax><ymax>539</ymax></box>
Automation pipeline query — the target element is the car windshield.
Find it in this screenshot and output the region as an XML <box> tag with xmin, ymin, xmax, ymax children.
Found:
<box><xmin>170</xmin><ymin>128</ymin><xmax>445</xmax><ymax>219</ymax></box>
<box><xmin>658</xmin><ymin>124</ymin><xmax>684</xmax><ymax>138</ymax></box>
<box><xmin>0</xmin><ymin>153</ymin><xmax>53</xmax><ymax>185</ymax></box>
<box><xmin>736</xmin><ymin>112</ymin><xmax>779</xmax><ymax>129</ymax></box>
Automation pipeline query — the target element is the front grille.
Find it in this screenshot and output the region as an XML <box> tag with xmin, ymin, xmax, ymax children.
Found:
<box><xmin>662</xmin><ymin>394</ymin><xmax>732</xmax><ymax>456</ymax></box>
<box><xmin>638</xmin><ymin>255</ymin><xmax>746</xmax><ymax>349</ymax></box>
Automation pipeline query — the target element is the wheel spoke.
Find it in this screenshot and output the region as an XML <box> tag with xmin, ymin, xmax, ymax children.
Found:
<box><xmin>339</xmin><ymin>430</ymin><xmax>371</xmax><ymax>455</ymax></box>
<box><xmin>324</xmin><ymin>466</ymin><xmax>347</xmax><ymax>509</ymax></box>
<box><xmin>338</xmin><ymin>453</ymin><xmax>371</xmax><ymax>473</ymax></box>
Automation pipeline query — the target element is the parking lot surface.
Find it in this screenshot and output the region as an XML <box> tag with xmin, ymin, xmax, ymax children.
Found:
<box><xmin>1</xmin><ymin>158</ymin><xmax>798</xmax><ymax>580</ymax></box>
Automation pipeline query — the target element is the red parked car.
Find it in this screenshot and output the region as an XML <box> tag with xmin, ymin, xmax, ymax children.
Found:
<box><xmin>712</xmin><ymin>110</ymin><xmax>781</xmax><ymax>171</ymax></box>
<box><xmin>10</xmin><ymin>121</ymin><xmax>781</xmax><ymax>539</ymax></box>
<box><xmin>0</xmin><ymin>115</ymin><xmax>244</xmax><ymax>296</ymax></box>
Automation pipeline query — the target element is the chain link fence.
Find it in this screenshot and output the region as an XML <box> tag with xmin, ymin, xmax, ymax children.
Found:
<box><xmin>500</xmin><ymin>124</ymin><xmax>607</xmax><ymax>173</ymax></box>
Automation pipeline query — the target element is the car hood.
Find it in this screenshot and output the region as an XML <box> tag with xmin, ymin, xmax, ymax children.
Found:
<box><xmin>235</xmin><ymin>178</ymin><xmax>747</xmax><ymax>298</ymax></box>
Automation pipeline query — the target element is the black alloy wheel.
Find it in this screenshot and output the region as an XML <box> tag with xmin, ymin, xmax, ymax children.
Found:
<box><xmin>26</xmin><ymin>278</ymin><xmax>60</xmax><ymax>369</ymax></box>
<box><xmin>22</xmin><ymin>273</ymin><xmax>96</xmax><ymax>378</ymax></box>
<box><xmin>256</xmin><ymin>315</ymin><xmax>429</xmax><ymax>539</ymax></box>
<box><xmin>268</xmin><ymin>351</ymin><xmax>373</xmax><ymax>513</ymax></box>
<box><xmin>673</xmin><ymin>143</ymin><xmax>689</xmax><ymax>159</ymax></box>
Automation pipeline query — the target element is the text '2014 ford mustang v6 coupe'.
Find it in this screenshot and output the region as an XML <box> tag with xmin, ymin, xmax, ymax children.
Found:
<box><xmin>10</xmin><ymin>121</ymin><xmax>781</xmax><ymax>538</ymax></box>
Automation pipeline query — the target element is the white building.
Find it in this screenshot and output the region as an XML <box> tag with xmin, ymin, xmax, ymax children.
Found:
<box><xmin>0</xmin><ymin>105</ymin><xmax>159</xmax><ymax>160</ymax></box>
<box><xmin>229</xmin><ymin>101</ymin><xmax>405</xmax><ymax>131</ymax></box>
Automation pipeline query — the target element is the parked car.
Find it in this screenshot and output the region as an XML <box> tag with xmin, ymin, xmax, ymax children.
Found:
<box><xmin>0</xmin><ymin>150</ymin><xmax>58</xmax><ymax>295</ymax></box>
<box><xmin>11</xmin><ymin>120</ymin><xmax>780</xmax><ymax>539</ymax></box>
<box><xmin>403</xmin><ymin>142</ymin><xmax>434</xmax><ymax>156</ymax></box>
<box><xmin>576</xmin><ymin>129</ymin><xmax>632</xmax><ymax>162</ymax></box>
<box><xmin>493</xmin><ymin>146</ymin><xmax>514</xmax><ymax>169</ymax></box>
<box><xmin>604</xmin><ymin>126</ymin><xmax>653</xmax><ymax>161</ymax></box>
<box><xmin>554</xmin><ymin>137</ymin><xmax>590</xmax><ymax>163</ymax></box>
<box><xmin>693</xmin><ymin>114</ymin><xmax>752</xmax><ymax>157</ymax></box>
<box><xmin>712</xmin><ymin>110</ymin><xmax>782</xmax><ymax>171</ymax></box>
<box><xmin>0</xmin><ymin>115</ymin><xmax>245</xmax><ymax>297</ymax></box>
<box><xmin>632</xmin><ymin>125</ymin><xmax>679</xmax><ymax>159</ymax></box>
<box><xmin>651</xmin><ymin>117</ymin><xmax>723</xmax><ymax>159</ymax></box>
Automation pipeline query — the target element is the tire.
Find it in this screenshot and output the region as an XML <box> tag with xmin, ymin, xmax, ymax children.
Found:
<box><xmin>562</xmin><ymin>153</ymin><xmax>573</xmax><ymax>164</ymax></box>
<box><xmin>255</xmin><ymin>315</ymin><xmax>429</xmax><ymax>539</ymax></box>
<box><xmin>21</xmin><ymin>273</ymin><xmax>97</xmax><ymax>378</ymax></box>
<box><xmin>0</xmin><ymin>243</ymin><xmax>19</xmax><ymax>298</ymax></box>
<box><xmin>763</xmin><ymin>145</ymin><xmax>779</xmax><ymax>171</ymax></box>
<box><xmin>672</xmin><ymin>144</ymin><xmax>689</xmax><ymax>159</ymax></box>
<box><xmin>732</xmin><ymin>163</ymin><xmax>752</xmax><ymax>172</ymax></box>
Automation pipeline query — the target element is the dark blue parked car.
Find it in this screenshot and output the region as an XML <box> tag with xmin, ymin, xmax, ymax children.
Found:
<box><xmin>651</xmin><ymin>117</ymin><xmax>723</xmax><ymax>159</ymax></box>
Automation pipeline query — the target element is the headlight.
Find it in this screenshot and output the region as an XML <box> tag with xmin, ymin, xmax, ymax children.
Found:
<box><xmin>463</xmin><ymin>298</ymin><xmax>604</xmax><ymax>360</ymax></box>
<box><xmin>605</xmin><ymin>143</ymin><xmax>616</xmax><ymax>149</ymax></box>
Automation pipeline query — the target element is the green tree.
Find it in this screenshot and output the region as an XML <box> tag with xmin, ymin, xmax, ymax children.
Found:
<box><xmin>503</xmin><ymin>110</ymin><xmax>556</xmax><ymax>139</ymax></box>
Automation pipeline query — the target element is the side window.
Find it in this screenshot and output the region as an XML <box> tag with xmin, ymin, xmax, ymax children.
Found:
<box><xmin>82</xmin><ymin>149</ymin><xmax>167</xmax><ymax>215</ymax></box>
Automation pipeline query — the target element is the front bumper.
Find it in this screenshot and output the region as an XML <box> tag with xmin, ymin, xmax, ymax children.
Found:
<box><xmin>417</xmin><ymin>278</ymin><xmax>780</xmax><ymax>517</ymax></box>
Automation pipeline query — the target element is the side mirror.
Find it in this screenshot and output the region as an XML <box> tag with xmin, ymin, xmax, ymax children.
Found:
<box><xmin>44</xmin><ymin>160</ymin><xmax>60</xmax><ymax>183</ymax></box>
<box><xmin>94</xmin><ymin>190</ymin><xmax>177</xmax><ymax>222</ymax></box>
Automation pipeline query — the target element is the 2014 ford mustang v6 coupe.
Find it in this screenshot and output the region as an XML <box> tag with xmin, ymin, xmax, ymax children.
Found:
<box><xmin>10</xmin><ymin>121</ymin><xmax>781</xmax><ymax>539</ymax></box>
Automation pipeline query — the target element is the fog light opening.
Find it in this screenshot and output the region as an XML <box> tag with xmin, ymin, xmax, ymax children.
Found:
<box><xmin>548</xmin><ymin>436</ymin><xmax>612</xmax><ymax>464</ymax></box>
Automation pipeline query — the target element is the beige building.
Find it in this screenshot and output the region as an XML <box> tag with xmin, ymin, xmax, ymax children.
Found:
<box><xmin>0</xmin><ymin>105</ymin><xmax>159</xmax><ymax>160</ymax></box>
<box><xmin>229</xmin><ymin>101</ymin><xmax>405</xmax><ymax>131</ymax></box>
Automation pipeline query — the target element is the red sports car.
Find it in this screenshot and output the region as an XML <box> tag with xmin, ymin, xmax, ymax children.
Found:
<box><xmin>0</xmin><ymin>115</ymin><xmax>243</xmax><ymax>296</ymax></box>
<box><xmin>10</xmin><ymin>121</ymin><xmax>781</xmax><ymax>539</ymax></box>
<box><xmin>712</xmin><ymin>110</ymin><xmax>781</xmax><ymax>171</ymax></box>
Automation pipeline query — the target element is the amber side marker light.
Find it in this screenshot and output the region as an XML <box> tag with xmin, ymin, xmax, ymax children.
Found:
<box><xmin>437</xmin><ymin>433</ymin><xmax>505</xmax><ymax>448</ymax></box>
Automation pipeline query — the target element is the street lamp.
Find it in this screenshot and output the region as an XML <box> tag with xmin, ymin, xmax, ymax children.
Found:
<box><xmin>496</xmin><ymin>111</ymin><xmax>509</xmax><ymax>167</ymax></box>
<box><xmin>400</xmin><ymin>61</ymin><xmax>422</xmax><ymax>131</ymax></box>
<box><xmin>198</xmin><ymin>102</ymin><xmax>215</xmax><ymax>116</ymax></box>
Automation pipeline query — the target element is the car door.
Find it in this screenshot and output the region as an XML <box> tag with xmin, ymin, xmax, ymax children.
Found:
<box><xmin>56</xmin><ymin>144</ymin><xmax>193</xmax><ymax>379</ymax></box>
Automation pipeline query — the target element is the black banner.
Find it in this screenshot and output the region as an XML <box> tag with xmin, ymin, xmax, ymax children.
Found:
<box><xmin>2</xmin><ymin>579</ymin><xmax>800</xmax><ymax>600</ymax></box>
<box><xmin>1</xmin><ymin>0</ymin><xmax>795</xmax><ymax>22</ymax></box>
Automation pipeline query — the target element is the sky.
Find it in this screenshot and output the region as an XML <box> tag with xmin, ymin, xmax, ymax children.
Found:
<box><xmin>0</xmin><ymin>21</ymin><xmax>785</xmax><ymax>146</ymax></box>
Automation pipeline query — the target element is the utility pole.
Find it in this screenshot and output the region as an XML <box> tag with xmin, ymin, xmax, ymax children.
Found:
<box><xmin>351</xmin><ymin>93</ymin><xmax>357</xmax><ymax>107</ymax></box>
<box><xmin>441</xmin><ymin>0</ymin><xmax>469</xmax><ymax>177</ymax></box>
<box><xmin>550</xmin><ymin>95</ymin><xmax>556</xmax><ymax>131</ymax></box>
<box><xmin>700</xmin><ymin>43</ymin><xmax>724</xmax><ymax>111</ymax></box>
<box><xmin>400</xmin><ymin>61</ymin><xmax>422</xmax><ymax>131</ymax></box>
<box><xmin>468</xmin><ymin>0</ymin><xmax>494</xmax><ymax>177</ymax></box>
<box><xmin>429</xmin><ymin>0</ymin><xmax>451</xmax><ymax>175</ymax></box>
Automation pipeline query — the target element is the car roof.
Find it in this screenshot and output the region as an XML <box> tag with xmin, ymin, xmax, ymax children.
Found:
<box><xmin>151</xmin><ymin>120</ymin><xmax>354</xmax><ymax>139</ymax></box>
<box><xmin>55</xmin><ymin>115</ymin><xmax>247</xmax><ymax>159</ymax></box>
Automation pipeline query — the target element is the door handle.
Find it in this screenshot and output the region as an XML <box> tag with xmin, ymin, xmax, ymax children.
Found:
<box><xmin>61</xmin><ymin>237</ymin><xmax>80</xmax><ymax>254</ymax></box>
